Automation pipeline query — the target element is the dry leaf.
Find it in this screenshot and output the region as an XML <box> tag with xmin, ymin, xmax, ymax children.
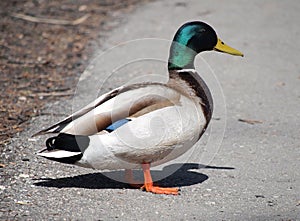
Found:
<box><xmin>16</xmin><ymin>201</ymin><xmax>31</xmax><ymax>205</ymax></box>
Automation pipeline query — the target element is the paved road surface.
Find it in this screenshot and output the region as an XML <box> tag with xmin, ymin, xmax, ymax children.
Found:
<box><xmin>1</xmin><ymin>0</ymin><xmax>299</xmax><ymax>220</ymax></box>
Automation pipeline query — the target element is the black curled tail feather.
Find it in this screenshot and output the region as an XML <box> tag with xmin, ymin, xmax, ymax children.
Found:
<box><xmin>45</xmin><ymin>133</ymin><xmax>90</xmax><ymax>152</ymax></box>
<box><xmin>46</xmin><ymin>137</ymin><xmax>56</xmax><ymax>150</ymax></box>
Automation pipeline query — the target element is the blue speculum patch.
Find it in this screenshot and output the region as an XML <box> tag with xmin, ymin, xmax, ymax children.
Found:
<box><xmin>105</xmin><ymin>119</ymin><xmax>131</xmax><ymax>132</ymax></box>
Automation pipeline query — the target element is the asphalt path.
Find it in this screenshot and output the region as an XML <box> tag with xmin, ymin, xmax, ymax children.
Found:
<box><xmin>1</xmin><ymin>0</ymin><xmax>299</xmax><ymax>220</ymax></box>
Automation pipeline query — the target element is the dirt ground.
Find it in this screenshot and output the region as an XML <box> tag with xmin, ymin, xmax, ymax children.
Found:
<box><xmin>0</xmin><ymin>0</ymin><xmax>150</xmax><ymax>152</ymax></box>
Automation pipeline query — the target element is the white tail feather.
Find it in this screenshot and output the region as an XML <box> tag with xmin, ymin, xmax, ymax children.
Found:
<box><xmin>37</xmin><ymin>150</ymin><xmax>81</xmax><ymax>158</ymax></box>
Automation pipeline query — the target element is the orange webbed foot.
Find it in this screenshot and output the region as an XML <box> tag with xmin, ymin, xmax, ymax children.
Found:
<box><xmin>141</xmin><ymin>183</ymin><xmax>179</xmax><ymax>195</ymax></box>
<box><xmin>141</xmin><ymin>163</ymin><xmax>180</xmax><ymax>195</ymax></box>
<box><xmin>124</xmin><ymin>165</ymin><xmax>180</xmax><ymax>195</ymax></box>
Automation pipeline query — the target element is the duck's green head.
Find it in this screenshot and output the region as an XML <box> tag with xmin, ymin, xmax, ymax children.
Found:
<box><xmin>168</xmin><ymin>21</ymin><xmax>243</xmax><ymax>70</ymax></box>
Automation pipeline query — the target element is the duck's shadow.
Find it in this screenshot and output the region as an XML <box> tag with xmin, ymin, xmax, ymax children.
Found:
<box><xmin>34</xmin><ymin>163</ymin><xmax>234</xmax><ymax>189</ymax></box>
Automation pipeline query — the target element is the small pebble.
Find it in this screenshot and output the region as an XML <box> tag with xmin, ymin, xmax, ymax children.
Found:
<box><xmin>28</xmin><ymin>138</ymin><xmax>37</xmax><ymax>142</ymax></box>
<box><xmin>18</xmin><ymin>96</ymin><xmax>27</xmax><ymax>101</ymax></box>
<box><xmin>19</xmin><ymin>174</ymin><xmax>29</xmax><ymax>178</ymax></box>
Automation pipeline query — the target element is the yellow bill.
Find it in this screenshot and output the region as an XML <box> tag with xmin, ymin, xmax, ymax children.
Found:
<box><xmin>214</xmin><ymin>38</ymin><xmax>244</xmax><ymax>57</ymax></box>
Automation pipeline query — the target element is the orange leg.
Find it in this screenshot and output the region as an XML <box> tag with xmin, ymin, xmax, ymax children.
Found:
<box><xmin>141</xmin><ymin>163</ymin><xmax>179</xmax><ymax>195</ymax></box>
<box><xmin>125</xmin><ymin>169</ymin><xmax>143</xmax><ymax>188</ymax></box>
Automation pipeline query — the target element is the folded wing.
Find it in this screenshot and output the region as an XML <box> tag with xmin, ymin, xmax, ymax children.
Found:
<box><xmin>33</xmin><ymin>83</ymin><xmax>180</xmax><ymax>136</ymax></box>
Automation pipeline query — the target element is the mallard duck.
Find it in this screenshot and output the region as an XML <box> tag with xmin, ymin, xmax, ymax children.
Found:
<box><xmin>34</xmin><ymin>21</ymin><xmax>243</xmax><ymax>195</ymax></box>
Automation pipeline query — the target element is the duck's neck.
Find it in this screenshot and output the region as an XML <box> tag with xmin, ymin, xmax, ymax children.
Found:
<box><xmin>168</xmin><ymin>42</ymin><xmax>197</xmax><ymax>70</ymax></box>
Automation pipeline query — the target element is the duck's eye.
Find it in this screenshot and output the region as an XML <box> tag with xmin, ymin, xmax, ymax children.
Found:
<box><xmin>199</xmin><ymin>28</ymin><xmax>206</xmax><ymax>32</ymax></box>
<box><xmin>221</xmin><ymin>41</ymin><xmax>224</xmax><ymax>45</ymax></box>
